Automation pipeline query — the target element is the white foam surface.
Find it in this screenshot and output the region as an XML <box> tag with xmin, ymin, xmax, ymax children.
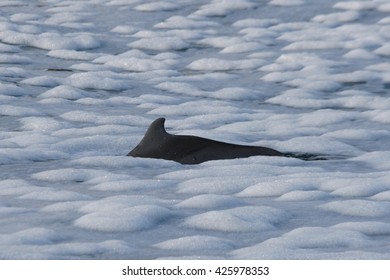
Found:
<box><xmin>1</xmin><ymin>0</ymin><xmax>390</xmax><ymax>260</ymax></box>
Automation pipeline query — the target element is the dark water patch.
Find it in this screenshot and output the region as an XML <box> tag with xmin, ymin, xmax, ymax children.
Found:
<box><xmin>45</xmin><ymin>68</ymin><xmax>74</xmax><ymax>72</ymax></box>
<box><xmin>283</xmin><ymin>152</ymin><xmax>350</xmax><ymax>161</ymax></box>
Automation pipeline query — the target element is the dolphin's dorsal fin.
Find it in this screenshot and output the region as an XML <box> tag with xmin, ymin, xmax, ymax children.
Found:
<box><xmin>127</xmin><ymin>118</ymin><xmax>170</xmax><ymax>157</ymax></box>
<box><xmin>144</xmin><ymin>118</ymin><xmax>169</xmax><ymax>139</ymax></box>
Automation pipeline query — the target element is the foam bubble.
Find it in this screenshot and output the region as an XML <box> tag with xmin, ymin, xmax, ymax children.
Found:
<box><xmin>38</xmin><ymin>85</ymin><xmax>88</xmax><ymax>100</ymax></box>
<box><xmin>350</xmin><ymin>152</ymin><xmax>390</xmax><ymax>171</ymax></box>
<box><xmin>187</xmin><ymin>58</ymin><xmax>265</xmax><ymax>71</ymax></box>
<box><xmin>237</xmin><ymin>176</ymin><xmax>319</xmax><ymax>198</ymax></box>
<box><xmin>194</xmin><ymin>0</ymin><xmax>256</xmax><ymax>17</ymax></box>
<box><xmin>41</xmin><ymin>201</ymin><xmax>89</xmax><ymax>212</ymax></box>
<box><xmin>232</xmin><ymin>227</ymin><xmax>370</xmax><ymax>259</ymax></box>
<box><xmin>19</xmin><ymin>190</ymin><xmax>89</xmax><ymax>201</ymax></box>
<box><xmin>176</xmin><ymin>194</ymin><xmax>247</xmax><ymax>209</ymax></box>
<box><xmin>320</xmin><ymin>200</ymin><xmax>390</xmax><ymax>217</ymax></box>
<box><xmin>91</xmin><ymin>179</ymin><xmax>172</xmax><ymax>192</ymax></box>
<box><xmin>332</xmin><ymin>222</ymin><xmax>390</xmax><ymax>235</ymax></box>
<box><xmin>2</xmin><ymin>228</ymin><xmax>65</xmax><ymax>245</ymax></box>
<box><xmin>0</xmin><ymin>53</ymin><xmax>31</xmax><ymax>64</ymax></box>
<box><xmin>32</xmin><ymin>168</ymin><xmax>109</xmax><ymax>183</ymax></box>
<box><xmin>10</xmin><ymin>13</ymin><xmax>43</xmax><ymax>22</ymax></box>
<box><xmin>0</xmin><ymin>105</ymin><xmax>44</xmax><ymax>117</ymax></box>
<box><xmin>134</xmin><ymin>2</ymin><xmax>179</xmax><ymax>12</ymax></box>
<box><xmin>333</xmin><ymin>1</ymin><xmax>376</xmax><ymax>11</ymax></box>
<box><xmin>374</xmin><ymin>44</ymin><xmax>390</xmax><ymax>57</ymax></box>
<box><xmin>378</xmin><ymin>3</ymin><xmax>390</xmax><ymax>12</ymax></box>
<box><xmin>129</xmin><ymin>37</ymin><xmax>189</xmax><ymax>52</ymax></box>
<box><xmin>0</xmin><ymin>31</ymin><xmax>100</xmax><ymax>50</ymax></box>
<box><xmin>371</xmin><ymin>191</ymin><xmax>390</xmax><ymax>201</ymax></box>
<box><xmin>312</xmin><ymin>11</ymin><xmax>360</xmax><ymax>24</ymax></box>
<box><xmin>278</xmin><ymin>136</ymin><xmax>360</xmax><ymax>155</ymax></box>
<box><xmin>154</xmin><ymin>235</ymin><xmax>234</xmax><ymax>251</ymax></box>
<box><xmin>155</xmin><ymin>15</ymin><xmax>219</xmax><ymax>29</ymax></box>
<box><xmin>177</xmin><ymin>176</ymin><xmax>259</xmax><ymax>195</ymax></box>
<box><xmin>0</xmin><ymin>148</ymin><xmax>66</xmax><ymax>164</ymax></box>
<box><xmin>0</xmin><ymin>42</ymin><xmax>21</xmax><ymax>52</ymax></box>
<box><xmin>269</xmin><ymin>0</ymin><xmax>304</xmax><ymax>6</ymax></box>
<box><xmin>220</xmin><ymin>42</ymin><xmax>263</xmax><ymax>53</ymax></box>
<box><xmin>111</xmin><ymin>25</ymin><xmax>138</xmax><ymax>34</ymax></box>
<box><xmin>102</xmin><ymin>52</ymin><xmax>177</xmax><ymax>72</ymax></box>
<box><xmin>46</xmin><ymin>50</ymin><xmax>101</xmax><ymax>60</ymax></box>
<box><xmin>343</xmin><ymin>48</ymin><xmax>377</xmax><ymax>59</ymax></box>
<box><xmin>0</xmin><ymin>179</ymin><xmax>42</xmax><ymax>196</ymax></box>
<box><xmin>75</xmin><ymin>204</ymin><xmax>171</xmax><ymax>232</ymax></box>
<box><xmin>66</xmin><ymin>72</ymin><xmax>132</xmax><ymax>90</ymax></box>
<box><xmin>20</xmin><ymin>117</ymin><xmax>69</xmax><ymax>132</ymax></box>
<box><xmin>276</xmin><ymin>190</ymin><xmax>330</xmax><ymax>201</ymax></box>
<box><xmin>0</xmin><ymin>84</ymin><xmax>28</xmax><ymax>96</ymax></box>
<box><xmin>20</xmin><ymin>76</ymin><xmax>63</xmax><ymax>87</ymax></box>
<box><xmin>184</xmin><ymin>206</ymin><xmax>288</xmax><ymax>232</ymax></box>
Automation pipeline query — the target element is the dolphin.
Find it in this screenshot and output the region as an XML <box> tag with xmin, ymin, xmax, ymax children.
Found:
<box><xmin>127</xmin><ymin>118</ymin><xmax>293</xmax><ymax>164</ymax></box>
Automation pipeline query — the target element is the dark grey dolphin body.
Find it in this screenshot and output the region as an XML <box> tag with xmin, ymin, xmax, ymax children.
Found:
<box><xmin>128</xmin><ymin>118</ymin><xmax>287</xmax><ymax>164</ymax></box>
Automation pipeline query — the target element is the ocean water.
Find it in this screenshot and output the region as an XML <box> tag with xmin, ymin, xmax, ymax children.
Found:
<box><xmin>1</xmin><ymin>0</ymin><xmax>390</xmax><ymax>259</ymax></box>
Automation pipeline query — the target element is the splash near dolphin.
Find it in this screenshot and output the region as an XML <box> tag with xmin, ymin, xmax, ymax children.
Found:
<box><xmin>128</xmin><ymin>118</ymin><xmax>326</xmax><ymax>164</ymax></box>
